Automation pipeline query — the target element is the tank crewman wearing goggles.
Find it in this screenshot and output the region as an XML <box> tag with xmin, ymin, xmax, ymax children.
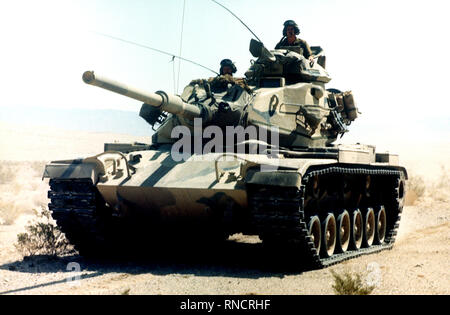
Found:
<box><xmin>275</xmin><ymin>20</ymin><xmax>314</xmax><ymax>62</ymax></box>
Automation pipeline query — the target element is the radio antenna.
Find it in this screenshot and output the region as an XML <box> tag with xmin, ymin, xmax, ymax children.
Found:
<box><xmin>93</xmin><ymin>31</ymin><xmax>219</xmax><ymax>75</ymax></box>
<box><xmin>211</xmin><ymin>0</ymin><xmax>263</xmax><ymax>43</ymax></box>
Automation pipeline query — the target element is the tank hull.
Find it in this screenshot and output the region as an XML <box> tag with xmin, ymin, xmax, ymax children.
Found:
<box><xmin>97</xmin><ymin>185</ymin><xmax>247</xmax><ymax>221</ymax></box>
<box><xmin>44</xmin><ymin>144</ymin><xmax>407</xmax><ymax>268</ymax></box>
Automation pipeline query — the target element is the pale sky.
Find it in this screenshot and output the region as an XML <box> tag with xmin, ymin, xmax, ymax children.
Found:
<box><xmin>0</xmin><ymin>0</ymin><xmax>449</xmax><ymax>145</ymax></box>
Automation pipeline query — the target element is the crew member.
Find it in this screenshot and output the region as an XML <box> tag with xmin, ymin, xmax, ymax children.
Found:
<box><xmin>219</xmin><ymin>59</ymin><xmax>237</xmax><ymax>76</ymax></box>
<box><xmin>275</xmin><ymin>20</ymin><xmax>314</xmax><ymax>61</ymax></box>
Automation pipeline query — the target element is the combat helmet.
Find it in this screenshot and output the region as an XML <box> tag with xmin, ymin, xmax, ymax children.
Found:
<box><xmin>282</xmin><ymin>20</ymin><xmax>300</xmax><ymax>36</ymax></box>
<box><xmin>219</xmin><ymin>59</ymin><xmax>237</xmax><ymax>75</ymax></box>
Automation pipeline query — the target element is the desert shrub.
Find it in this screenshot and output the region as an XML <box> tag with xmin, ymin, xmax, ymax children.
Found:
<box><xmin>330</xmin><ymin>270</ymin><xmax>375</xmax><ymax>295</ymax></box>
<box><xmin>0</xmin><ymin>163</ymin><xmax>16</xmax><ymax>184</ymax></box>
<box><xmin>407</xmin><ymin>174</ymin><xmax>426</xmax><ymax>199</ymax></box>
<box><xmin>121</xmin><ymin>288</ymin><xmax>131</xmax><ymax>295</ymax></box>
<box><xmin>433</xmin><ymin>165</ymin><xmax>449</xmax><ymax>190</ymax></box>
<box><xmin>429</xmin><ymin>166</ymin><xmax>450</xmax><ymax>203</ymax></box>
<box><xmin>15</xmin><ymin>207</ymin><xmax>72</xmax><ymax>257</ymax></box>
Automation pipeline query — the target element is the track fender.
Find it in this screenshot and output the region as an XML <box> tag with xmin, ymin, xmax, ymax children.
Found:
<box><xmin>245</xmin><ymin>169</ymin><xmax>302</xmax><ymax>188</ymax></box>
<box><xmin>42</xmin><ymin>159</ymin><xmax>104</xmax><ymax>184</ymax></box>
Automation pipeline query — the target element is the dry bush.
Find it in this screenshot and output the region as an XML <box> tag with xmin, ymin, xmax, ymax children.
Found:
<box><xmin>405</xmin><ymin>165</ymin><xmax>450</xmax><ymax>205</ymax></box>
<box><xmin>405</xmin><ymin>173</ymin><xmax>426</xmax><ymax>206</ymax></box>
<box><xmin>0</xmin><ymin>163</ymin><xmax>16</xmax><ymax>184</ymax></box>
<box><xmin>15</xmin><ymin>207</ymin><xmax>72</xmax><ymax>258</ymax></box>
<box><xmin>433</xmin><ymin>165</ymin><xmax>449</xmax><ymax>191</ymax></box>
<box><xmin>121</xmin><ymin>288</ymin><xmax>131</xmax><ymax>295</ymax></box>
<box><xmin>330</xmin><ymin>270</ymin><xmax>375</xmax><ymax>295</ymax></box>
<box><xmin>429</xmin><ymin>166</ymin><xmax>450</xmax><ymax>203</ymax></box>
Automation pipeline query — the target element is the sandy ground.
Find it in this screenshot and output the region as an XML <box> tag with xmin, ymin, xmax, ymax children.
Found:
<box><xmin>0</xmin><ymin>122</ymin><xmax>449</xmax><ymax>295</ymax></box>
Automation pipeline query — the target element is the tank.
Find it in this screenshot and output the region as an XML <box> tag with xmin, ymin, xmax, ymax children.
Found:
<box><xmin>43</xmin><ymin>40</ymin><xmax>407</xmax><ymax>269</ymax></box>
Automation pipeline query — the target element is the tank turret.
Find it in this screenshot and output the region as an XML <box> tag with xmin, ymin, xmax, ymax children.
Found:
<box><xmin>83</xmin><ymin>39</ymin><xmax>357</xmax><ymax>149</ymax></box>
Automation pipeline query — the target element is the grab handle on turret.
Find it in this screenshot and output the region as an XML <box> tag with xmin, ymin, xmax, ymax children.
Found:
<box><xmin>82</xmin><ymin>71</ymin><xmax>202</xmax><ymax>120</ymax></box>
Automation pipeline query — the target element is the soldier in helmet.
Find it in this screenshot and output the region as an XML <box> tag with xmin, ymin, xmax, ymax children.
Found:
<box><xmin>275</xmin><ymin>20</ymin><xmax>314</xmax><ymax>62</ymax></box>
<box><xmin>219</xmin><ymin>59</ymin><xmax>237</xmax><ymax>76</ymax></box>
<box><xmin>199</xmin><ymin>58</ymin><xmax>250</xmax><ymax>93</ymax></box>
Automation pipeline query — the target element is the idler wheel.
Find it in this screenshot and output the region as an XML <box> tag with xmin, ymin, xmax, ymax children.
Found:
<box><xmin>336</xmin><ymin>210</ymin><xmax>351</xmax><ymax>253</ymax></box>
<box><xmin>363</xmin><ymin>175</ymin><xmax>371</xmax><ymax>198</ymax></box>
<box><xmin>308</xmin><ymin>216</ymin><xmax>321</xmax><ymax>255</ymax></box>
<box><xmin>321</xmin><ymin>213</ymin><xmax>336</xmax><ymax>258</ymax></box>
<box><xmin>397</xmin><ymin>176</ymin><xmax>406</xmax><ymax>210</ymax></box>
<box><xmin>363</xmin><ymin>208</ymin><xmax>376</xmax><ymax>247</ymax></box>
<box><xmin>311</xmin><ymin>175</ymin><xmax>320</xmax><ymax>199</ymax></box>
<box><xmin>350</xmin><ymin>209</ymin><xmax>363</xmax><ymax>250</ymax></box>
<box><xmin>375</xmin><ymin>206</ymin><xmax>387</xmax><ymax>244</ymax></box>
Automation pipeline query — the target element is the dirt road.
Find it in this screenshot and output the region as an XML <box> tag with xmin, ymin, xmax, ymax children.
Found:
<box><xmin>0</xmin><ymin>196</ymin><xmax>448</xmax><ymax>295</ymax></box>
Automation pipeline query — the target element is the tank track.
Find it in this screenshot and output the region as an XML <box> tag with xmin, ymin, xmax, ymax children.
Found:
<box><xmin>249</xmin><ymin>165</ymin><xmax>405</xmax><ymax>269</ymax></box>
<box><xmin>48</xmin><ymin>178</ymin><xmax>119</xmax><ymax>256</ymax></box>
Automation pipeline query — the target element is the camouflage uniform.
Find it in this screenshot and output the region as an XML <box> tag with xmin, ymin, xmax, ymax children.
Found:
<box><xmin>275</xmin><ymin>38</ymin><xmax>313</xmax><ymax>59</ymax></box>
<box><xmin>190</xmin><ymin>75</ymin><xmax>252</xmax><ymax>94</ymax></box>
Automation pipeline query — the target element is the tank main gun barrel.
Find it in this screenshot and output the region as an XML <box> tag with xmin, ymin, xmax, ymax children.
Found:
<box><xmin>82</xmin><ymin>71</ymin><xmax>202</xmax><ymax>120</ymax></box>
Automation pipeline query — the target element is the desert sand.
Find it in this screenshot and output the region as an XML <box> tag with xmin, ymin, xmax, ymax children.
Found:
<box><xmin>0</xmin><ymin>122</ymin><xmax>449</xmax><ymax>295</ymax></box>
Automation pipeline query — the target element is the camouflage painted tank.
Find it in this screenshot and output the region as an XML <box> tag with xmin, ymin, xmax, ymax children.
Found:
<box><xmin>43</xmin><ymin>40</ymin><xmax>407</xmax><ymax>268</ymax></box>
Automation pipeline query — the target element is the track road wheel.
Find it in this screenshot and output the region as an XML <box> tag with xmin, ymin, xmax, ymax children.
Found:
<box><xmin>350</xmin><ymin>209</ymin><xmax>363</xmax><ymax>250</ymax></box>
<box><xmin>336</xmin><ymin>210</ymin><xmax>351</xmax><ymax>253</ymax></box>
<box><xmin>308</xmin><ymin>216</ymin><xmax>321</xmax><ymax>255</ymax></box>
<box><xmin>363</xmin><ymin>208</ymin><xmax>375</xmax><ymax>247</ymax></box>
<box><xmin>375</xmin><ymin>206</ymin><xmax>387</xmax><ymax>244</ymax></box>
<box><xmin>321</xmin><ymin>213</ymin><xmax>336</xmax><ymax>258</ymax></box>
